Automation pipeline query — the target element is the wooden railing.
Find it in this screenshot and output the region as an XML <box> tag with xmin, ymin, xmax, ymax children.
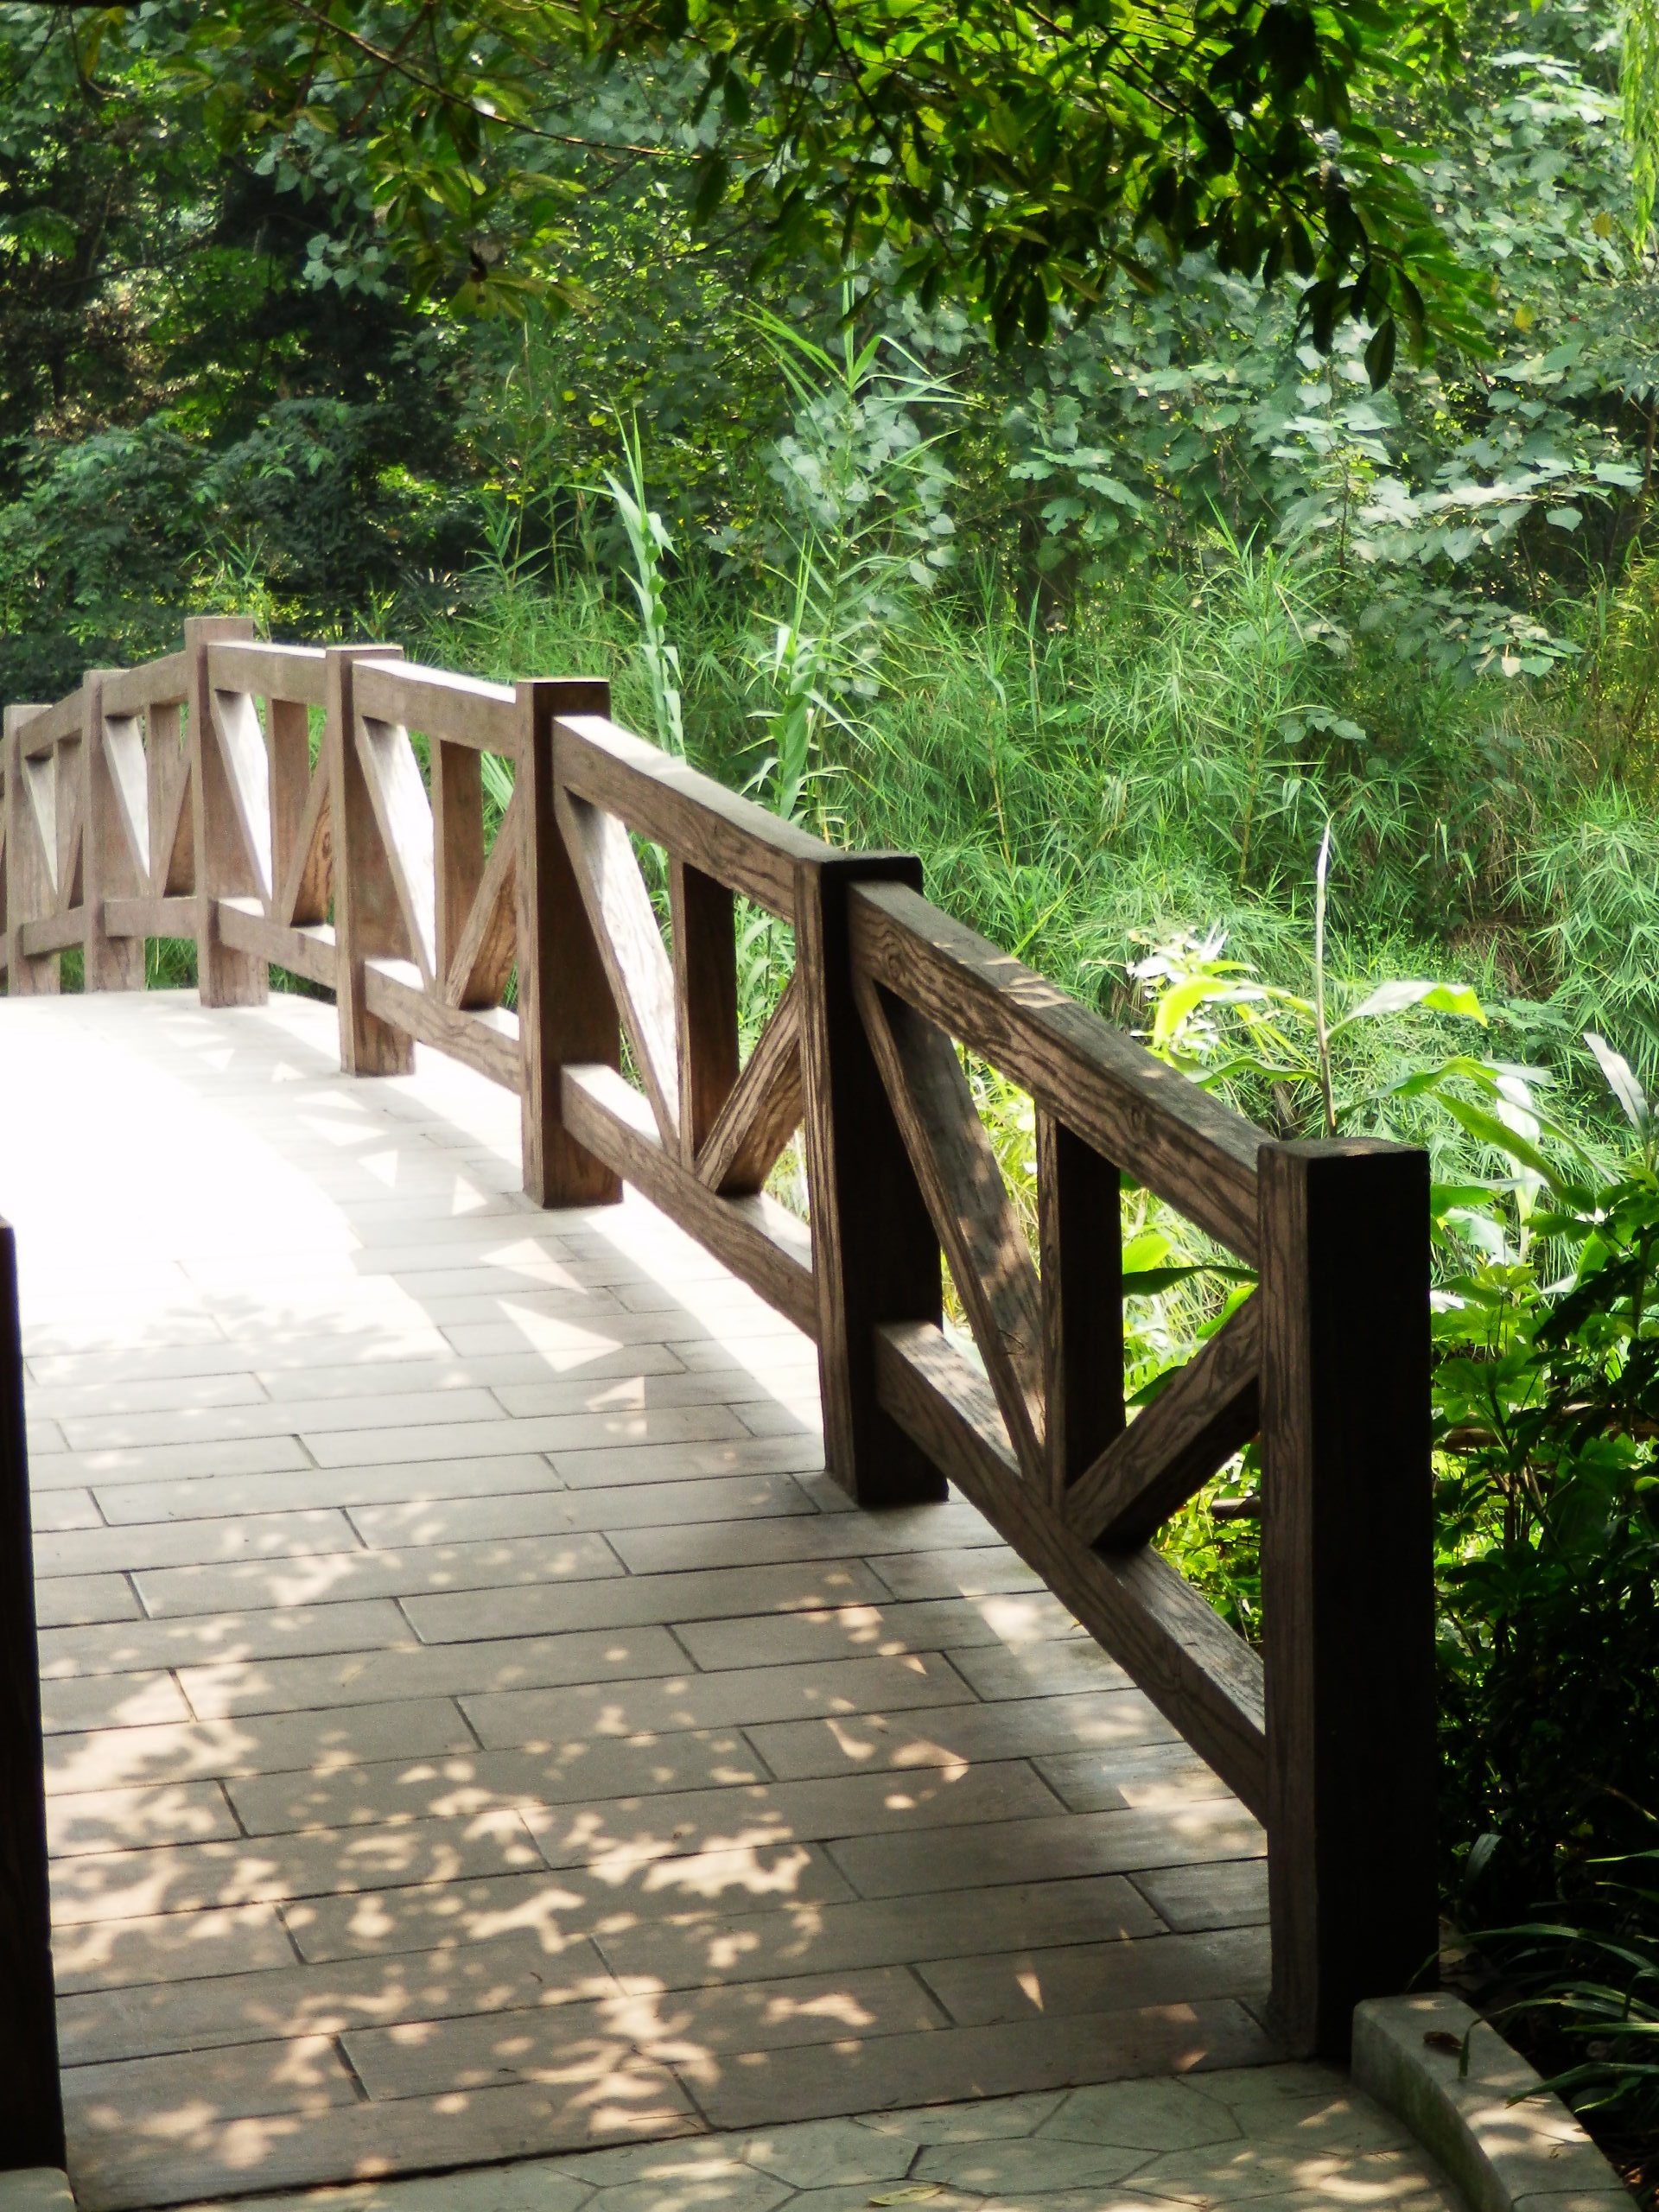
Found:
<box><xmin>0</xmin><ymin>616</ymin><xmax>1437</xmax><ymax>2063</ymax></box>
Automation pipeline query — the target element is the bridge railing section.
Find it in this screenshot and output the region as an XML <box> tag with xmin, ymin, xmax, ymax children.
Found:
<box><xmin>0</xmin><ymin>620</ymin><xmax>1436</xmax><ymax>2062</ymax></box>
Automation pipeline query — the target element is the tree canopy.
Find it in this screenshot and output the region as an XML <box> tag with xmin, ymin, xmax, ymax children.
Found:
<box><xmin>143</xmin><ymin>0</ymin><xmax>1484</xmax><ymax>367</ymax></box>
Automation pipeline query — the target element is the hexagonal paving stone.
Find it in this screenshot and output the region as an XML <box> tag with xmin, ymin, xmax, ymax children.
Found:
<box><xmin>1039</xmin><ymin>2082</ymin><xmax>1243</xmax><ymax>2153</ymax></box>
<box><xmin>915</xmin><ymin>2139</ymin><xmax>1153</xmax><ymax>2196</ymax></box>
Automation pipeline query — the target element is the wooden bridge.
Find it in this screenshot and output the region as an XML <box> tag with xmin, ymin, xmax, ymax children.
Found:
<box><xmin>0</xmin><ymin>620</ymin><xmax>1436</xmax><ymax>2210</ymax></box>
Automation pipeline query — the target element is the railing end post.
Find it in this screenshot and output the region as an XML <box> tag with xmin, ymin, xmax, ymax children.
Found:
<box><xmin>1258</xmin><ymin>1137</ymin><xmax>1438</xmax><ymax>2058</ymax></box>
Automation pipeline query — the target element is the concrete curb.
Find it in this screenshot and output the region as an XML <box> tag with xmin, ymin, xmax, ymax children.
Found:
<box><xmin>1353</xmin><ymin>1992</ymin><xmax>1637</xmax><ymax>2212</ymax></box>
<box><xmin>0</xmin><ymin>2175</ymin><xmax>73</xmax><ymax>2212</ymax></box>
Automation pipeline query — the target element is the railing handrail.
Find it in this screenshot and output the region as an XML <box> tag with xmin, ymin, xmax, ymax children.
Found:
<box><xmin>0</xmin><ymin>620</ymin><xmax>1438</xmax><ymax>2067</ymax></box>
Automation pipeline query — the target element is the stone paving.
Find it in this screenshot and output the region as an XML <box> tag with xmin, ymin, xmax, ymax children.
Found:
<box><xmin>181</xmin><ymin>2066</ymin><xmax>1466</xmax><ymax>2212</ymax></box>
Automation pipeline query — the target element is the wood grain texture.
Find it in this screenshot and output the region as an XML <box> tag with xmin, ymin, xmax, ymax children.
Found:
<box><xmin>101</xmin><ymin>652</ymin><xmax>188</xmax><ymax>718</ymax></box>
<box><xmin>855</xmin><ymin>973</ymin><xmax>1046</xmax><ymax>1482</ymax></box>
<box><xmin>1258</xmin><ymin>1140</ymin><xmax>1436</xmax><ymax>2061</ymax></box>
<box><xmin>17</xmin><ymin>907</ymin><xmax>86</xmax><ymax>958</ymax></box>
<box><xmin>204</xmin><ymin>641</ymin><xmax>327</xmax><ymax>709</ymax></box>
<box><xmin>850</xmin><ymin>880</ymin><xmax>1263</xmax><ymax>1262</ymax></box>
<box><xmin>874</xmin><ymin>1319</ymin><xmax>1268</xmax><ymax>1815</ymax></box>
<box><xmin>16</xmin><ymin>688</ymin><xmax>84</xmax><ymax>758</ymax></box>
<box><xmin>1039</xmin><ymin>1110</ymin><xmax>1125</xmax><ymax>1508</ymax></box>
<box><xmin>186</xmin><ymin>614</ymin><xmax>264</xmax><ymax>1007</ymax></box>
<box><xmin>145</xmin><ymin>702</ymin><xmax>193</xmax><ymax>899</ymax></box>
<box><xmin>1066</xmin><ymin>1297</ymin><xmax>1261</xmax><ymax>1548</ymax></box>
<box><xmin>444</xmin><ymin>782</ymin><xmax>518</xmax><ymax>1010</ymax></box>
<box><xmin>362</xmin><ymin>957</ymin><xmax>519</xmax><ymax>1091</ymax></box>
<box><xmin>99</xmin><ymin>712</ymin><xmax>150</xmax><ymax>886</ymax></box>
<box><xmin>696</xmin><ymin>970</ymin><xmax>804</xmax><ymax>1197</ymax></box>
<box><xmin>520</xmin><ymin>679</ymin><xmax>620</xmax><ymax>1205</ymax></box>
<box><xmin>275</xmin><ymin>729</ymin><xmax>331</xmax><ymax>930</ymax></box>
<box><xmin>353</xmin><ymin>713</ymin><xmax>437</xmax><ymax>984</ymax></box>
<box><xmin>555</xmin><ymin>785</ymin><xmax>680</xmax><ymax>1147</ymax></box>
<box><xmin>0</xmin><ymin>1221</ymin><xmax>65</xmax><ymax>2169</ymax></box>
<box><xmin>796</xmin><ymin>852</ymin><xmax>946</xmax><ymax>1507</ymax></box>
<box><xmin>354</xmin><ymin>658</ymin><xmax>518</xmax><ymax>753</ymax></box>
<box><xmin>3</xmin><ymin>708</ymin><xmax>55</xmax><ymax>991</ymax></box>
<box><xmin>563</xmin><ymin>1061</ymin><xmax>817</xmax><ymax>1332</ymax></box>
<box><xmin>218</xmin><ymin>898</ymin><xmax>339</xmax><ymax>992</ymax></box>
<box><xmin>327</xmin><ymin>645</ymin><xmax>412</xmax><ymax>1077</ymax></box>
<box><xmin>104</xmin><ymin>897</ymin><xmax>195</xmax><ymax>943</ymax></box>
<box><xmin>207</xmin><ymin>685</ymin><xmax>275</xmax><ymax>906</ymax></box>
<box><xmin>432</xmin><ymin>739</ymin><xmax>486</xmax><ymax>988</ymax></box>
<box><xmin>556</xmin><ymin>714</ymin><xmax>833</xmax><ymax>919</ymax></box>
<box><xmin>671</xmin><ymin>859</ymin><xmax>741</xmax><ymax>1167</ymax></box>
<box><xmin>267</xmin><ymin>698</ymin><xmax>313</xmax><ymax>923</ymax></box>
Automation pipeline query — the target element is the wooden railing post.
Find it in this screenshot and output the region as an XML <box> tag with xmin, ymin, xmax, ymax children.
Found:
<box><xmin>84</xmin><ymin>671</ymin><xmax>144</xmax><ymax>993</ymax></box>
<box><xmin>3</xmin><ymin>708</ymin><xmax>53</xmax><ymax>997</ymax></box>
<box><xmin>185</xmin><ymin>614</ymin><xmax>262</xmax><ymax>1007</ymax></box>
<box><xmin>0</xmin><ymin>1222</ymin><xmax>65</xmax><ymax>2171</ymax></box>
<box><xmin>797</xmin><ymin>853</ymin><xmax>947</xmax><ymax>1506</ymax></box>
<box><xmin>1258</xmin><ymin>1138</ymin><xmax>1437</xmax><ymax>2058</ymax></box>
<box><xmin>325</xmin><ymin>643</ymin><xmax>409</xmax><ymax>1076</ymax></box>
<box><xmin>518</xmin><ymin>678</ymin><xmax>620</xmax><ymax>1205</ymax></box>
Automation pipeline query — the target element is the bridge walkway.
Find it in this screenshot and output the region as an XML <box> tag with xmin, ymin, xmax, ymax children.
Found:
<box><xmin>1</xmin><ymin>993</ymin><xmax>1271</xmax><ymax>2212</ymax></box>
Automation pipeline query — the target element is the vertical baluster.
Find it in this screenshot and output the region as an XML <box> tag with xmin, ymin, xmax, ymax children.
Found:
<box><xmin>1258</xmin><ymin>1137</ymin><xmax>1437</xmax><ymax>2057</ymax></box>
<box><xmin>85</xmin><ymin>672</ymin><xmax>144</xmax><ymax>993</ymax></box>
<box><xmin>671</xmin><ymin>859</ymin><xmax>740</xmax><ymax>1168</ymax></box>
<box><xmin>185</xmin><ymin>613</ymin><xmax>264</xmax><ymax>1006</ymax></box>
<box><xmin>796</xmin><ymin>850</ymin><xmax>947</xmax><ymax>1505</ymax></box>
<box><xmin>326</xmin><ymin>642</ymin><xmax>410</xmax><ymax>1075</ymax></box>
<box><xmin>517</xmin><ymin>677</ymin><xmax>620</xmax><ymax>1205</ymax></box>
<box><xmin>1037</xmin><ymin>1110</ymin><xmax>1124</xmax><ymax>1507</ymax></box>
<box><xmin>431</xmin><ymin>737</ymin><xmax>485</xmax><ymax>996</ymax></box>
<box><xmin>2</xmin><ymin>707</ymin><xmax>54</xmax><ymax>996</ymax></box>
<box><xmin>267</xmin><ymin>697</ymin><xmax>312</xmax><ymax>919</ymax></box>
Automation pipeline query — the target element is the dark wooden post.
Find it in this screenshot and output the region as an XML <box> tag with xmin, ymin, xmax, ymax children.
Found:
<box><xmin>3</xmin><ymin>709</ymin><xmax>54</xmax><ymax>997</ymax></box>
<box><xmin>0</xmin><ymin>1222</ymin><xmax>65</xmax><ymax>2171</ymax></box>
<box><xmin>84</xmin><ymin>672</ymin><xmax>145</xmax><ymax>994</ymax></box>
<box><xmin>1037</xmin><ymin>1111</ymin><xmax>1124</xmax><ymax>1508</ymax></box>
<box><xmin>325</xmin><ymin>644</ymin><xmax>410</xmax><ymax>1076</ymax></box>
<box><xmin>671</xmin><ymin>860</ymin><xmax>740</xmax><ymax>1166</ymax></box>
<box><xmin>1258</xmin><ymin>1138</ymin><xmax>1438</xmax><ymax>2058</ymax></box>
<box><xmin>518</xmin><ymin>679</ymin><xmax>620</xmax><ymax>1206</ymax></box>
<box><xmin>796</xmin><ymin>852</ymin><xmax>947</xmax><ymax>1506</ymax></box>
<box><xmin>185</xmin><ymin>614</ymin><xmax>264</xmax><ymax>1007</ymax></box>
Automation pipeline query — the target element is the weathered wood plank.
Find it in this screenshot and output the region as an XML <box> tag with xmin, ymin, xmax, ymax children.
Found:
<box><xmin>796</xmin><ymin>852</ymin><xmax>946</xmax><ymax>1507</ymax></box>
<box><xmin>556</xmin><ymin>713</ymin><xmax>832</xmax><ymax>919</ymax></box>
<box><xmin>1066</xmin><ymin>1298</ymin><xmax>1261</xmax><ymax>1548</ymax></box>
<box><xmin>444</xmin><ymin>782</ymin><xmax>518</xmax><ymax>1009</ymax></box>
<box><xmin>1258</xmin><ymin>1140</ymin><xmax>1436</xmax><ymax>2059</ymax></box>
<box><xmin>102</xmin><ymin>652</ymin><xmax>188</xmax><ymax>717</ymax></box>
<box><xmin>856</xmin><ymin>974</ymin><xmax>1046</xmax><ymax>1483</ymax></box>
<box><xmin>671</xmin><ymin>858</ymin><xmax>740</xmax><ymax>1167</ymax></box>
<box><xmin>100</xmin><ymin>712</ymin><xmax>150</xmax><ymax>885</ymax></box>
<box><xmin>17</xmin><ymin>907</ymin><xmax>86</xmax><ymax>957</ymax></box>
<box><xmin>275</xmin><ymin>732</ymin><xmax>331</xmax><ymax>929</ymax></box>
<box><xmin>85</xmin><ymin>677</ymin><xmax>146</xmax><ymax>991</ymax></box>
<box><xmin>1039</xmin><ymin>1109</ymin><xmax>1125</xmax><ymax>1507</ymax></box>
<box><xmin>104</xmin><ymin>897</ymin><xmax>195</xmax><ymax>942</ymax></box>
<box><xmin>874</xmin><ymin>1319</ymin><xmax>1268</xmax><ymax>1816</ymax></box>
<box><xmin>206</xmin><ymin>640</ymin><xmax>327</xmax><ymax>708</ymax></box>
<box><xmin>432</xmin><ymin>737</ymin><xmax>485</xmax><ymax>989</ymax></box>
<box><xmin>218</xmin><ymin>898</ymin><xmax>339</xmax><ymax>991</ymax></box>
<box><xmin>327</xmin><ymin>645</ymin><xmax>411</xmax><ymax>1076</ymax></box>
<box><xmin>187</xmin><ymin>614</ymin><xmax>265</xmax><ymax>1006</ymax></box>
<box><xmin>207</xmin><ymin>685</ymin><xmax>275</xmax><ymax>906</ymax></box>
<box><xmin>146</xmin><ymin>701</ymin><xmax>193</xmax><ymax>899</ymax></box>
<box><xmin>696</xmin><ymin>970</ymin><xmax>804</xmax><ymax>1197</ymax></box>
<box><xmin>562</xmin><ymin>1061</ymin><xmax>816</xmax><ymax>1332</ymax></box>
<box><xmin>354</xmin><ymin>658</ymin><xmax>518</xmax><ymax>753</ymax></box>
<box><xmin>0</xmin><ymin>1220</ymin><xmax>66</xmax><ymax>2168</ymax></box>
<box><xmin>363</xmin><ymin>956</ymin><xmax>520</xmax><ymax>1091</ymax></box>
<box><xmin>555</xmin><ymin>785</ymin><xmax>680</xmax><ymax>1147</ymax></box>
<box><xmin>850</xmin><ymin>880</ymin><xmax>1263</xmax><ymax>1261</ymax></box>
<box><xmin>353</xmin><ymin>714</ymin><xmax>437</xmax><ymax>985</ymax></box>
<box><xmin>520</xmin><ymin>681</ymin><xmax>619</xmax><ymax>1205</ymax></box>
<box><xmin>3</xmin><ymin>709</ymin><xmax>57</xmax><ymax>995</ymax></box>
<box><xmin>17</xmin><ymin>689</ymin><xmax>82</xmax><ymax>759</ymax></box>
<box><xmin>267</xmin><ymin>697</ymin><xmax>313</xmax><ymax>920</ymax></box>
